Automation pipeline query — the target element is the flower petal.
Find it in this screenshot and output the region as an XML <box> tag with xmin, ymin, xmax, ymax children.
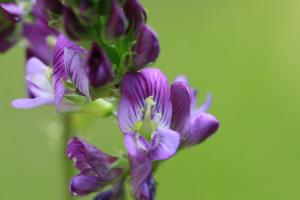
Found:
<box><xmin>148</xmin><ymin>129</ymin><xmax>180</xmax><ymax>161</ymax></box>
<box><xmin>118</xmin><ymin>68</ymin><xmax>172</xmax><ymax>132</ymax></box>
<box><xmin>52</xmin><ymin>34</ymin><xmax>82</xmax><ymax>107</ymax></box>
<box><xmin>67</xmin><ymin>137</ymin><xmax>122</xmax><ymax>181</ymax></box>
<box><xmin>86</xmin><ymin>43</ymin><xmax>114</xmax><ymax>88</ymax></box>
<box><xmin>124</xmin><ymin>0</ymin><xmax>147</xmax><ymax>27</ymax></box>
<box><xmin>11</xmin><ymin>97</ymin><xmax>54</xmax><ymax>109</ymax></box>
<box><xmin>106</xmin><ymin>1</ymin><xmax>127</xmax><ymax>39</ymax></box>
<box><xmin>187</xmin><ymin>112</ymin><xmax>219</xmax><ymax>145</ymax></box>
<box><xmin>64</xmin><ymin>48</ymin><xmax>90</xmax><ymax>98</ymax></box>
<box><xmin>0</xmin><ymin>3</ymin><xmax>23</xmax><ymax>22</ymax></box>
<box><xmin>170</xmin><ymin>81</ymin><xmax>192</xmax><ymax>136</ymax></box>
<box><xmin>132</xmin><ymin>25</ymin><xmax>160</xmax><ymax>68</ymax></box>
<box><xmin>70</xmin><ymin>174</ymin><xmax>104</xmax><ymax>196</ymax></box>
<box><xmin>130</xmin><ymin>157</ymin><xmax>155</xmax><ymax>200</ymax></box>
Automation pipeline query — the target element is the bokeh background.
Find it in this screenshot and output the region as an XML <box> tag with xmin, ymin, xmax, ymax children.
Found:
<box><xmin>1</xmin><ymin>0</ymin><xmax>300</xmax><ymax>199</ymax></box>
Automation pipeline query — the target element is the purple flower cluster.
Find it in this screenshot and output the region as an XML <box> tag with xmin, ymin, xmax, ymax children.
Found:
<box><xmin>3</xmin><ymin>1</ymin><xmax>220</xmax><ymax>200</ymax></box>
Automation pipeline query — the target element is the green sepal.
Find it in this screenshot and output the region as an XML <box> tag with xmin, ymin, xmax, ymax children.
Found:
<box><xmin>80</xmin><ymin>98</ymin><xmax>114</xmax><ymax>117</ymax></box>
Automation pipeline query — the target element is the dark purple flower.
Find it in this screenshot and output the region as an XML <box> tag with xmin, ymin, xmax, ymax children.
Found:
<box><xmin>94</xmin><ymin>180</ymin><xmax>125</xmax><ymax>200</ymax></box>
<box><xmin>124</xmin><ymin>0</ymin><xmax>147</xmax><ymax>27</ymax></box>
<box><xmin>0</xmin><ymin>3</ymin><xmax>24</xmax><ymax>22</ymax></box>
<box><xmin>0</xmin><ymin>23</ymin><xmax>18</xmax><ymax>52</ymax></box>
<box><xmin>132</xmin><ymin>25</ymin><xmax>160</xmax><ymax>68</ymax></box>
<box><xmin>12</xmin><ymin>57</ymin><xmax>55</xmax><ymax>109</ymax></box>
<box><xmin>39</xmin><ymin>0</ymin><xmax>63</xmax><ymax>14</ymax></box>
<box><xmin>106</xmin><ymin>1</ymin><xmax>127</xmax><ymax>39</ymax></box>
<box><xmin>87</xmin><ymin>43</ymin><xmax>114</xmax><ymax>88</ymax></box>
<box><xmin>171</xmin><ymin>76</ymin><xmax>219</xmax><ymax>146</ymax></box>
<box><xmin>118</xmin><ymin>68</ymin><xmax>180</xmax><ymax>161</ymax></box>
<box><xmin>52</xmin><ymin>34</ymin><xmax>90</xmax><ymax>108</ymax></box>
<box><xmin>63</xmin><ymin>7</ymin><xmax>88</xmax><ymax>40</ymax></box>
<box><xmin>130</xmin><ymin>157</ymin><xmax>156</xmax><ymax>200</ymax></box>
<box><xmin>67</xmin><ymin>137</ymin><xmax>123</xmax><ymax>196</ymax></box>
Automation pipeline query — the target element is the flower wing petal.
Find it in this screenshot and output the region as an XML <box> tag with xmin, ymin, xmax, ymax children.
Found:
<box><xmin>170</xmin><ymin>81</ymin><xmax>192</xmax><ymax>135</ymax></box>
<box><xmin>148</xmin><ymin>129</ymin><xmax>180</xmax><ymax>161</ymax></box>
<box><xmin>187</xmin><ymin>112</ymin><xmax>219</xmax><ymax>145</ymax></box>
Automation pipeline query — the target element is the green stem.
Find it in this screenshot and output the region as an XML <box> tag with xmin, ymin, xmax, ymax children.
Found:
<box><xmin>61</xmin><ymin>114</ymin><xmax>74</xmax><ymax>200</ymax></box>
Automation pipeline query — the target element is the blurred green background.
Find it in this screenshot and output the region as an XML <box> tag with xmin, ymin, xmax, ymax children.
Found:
<box><xmin>1</xmin><ymin>0</ymin><xmax>300</xmax><ymax>199</ymax></box>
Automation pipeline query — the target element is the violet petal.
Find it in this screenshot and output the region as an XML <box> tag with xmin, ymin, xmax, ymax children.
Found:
<box><xmin>106</xmin><ymin>1</ymin><xmax>127</xmax><ymax>39</ymax></box>
<box><xmin>187</xmin><ymin>112</ymin><xmax>219</xmax><ymax>145</ymax></box>
<box><xmin>130</xmin><ymin>157</ymin><xmax>155</xmax><ymax>200</ymax></box>
<box><xmin>87</xmin><ymin>43</ymin><xmax>114</xmax><ymax>88</ymax></box>
<box><xmin>132</xmin><ymin>25</ymin><xmax>160</xmax><ymax>68</ymax></box>
<box><xmin>170</xmin><ymin>82</ymin><xmax>193</xmax><ymax>135</ymax></box>
<box><xmin>118</xmin><ymin>68</ymin><xmax>172</xmax><ymax>133</ymax></box>
<box><xmin>70</xmin><ymin>174</ymin><xmax>104</xmax><ymax>196</ymax></box>
<box><xmin>67</xmin><ymin>137</ymin><xmax>123</xmax><ymax>181</ymax></box>
<box><xmin>148</xmin><ymin>129</ymin><xmax>180</xmax><ymax>161</ymax></box>
<box><xmin>64</xmin><ymin>48</ymin><xmax>90</xmax><ymax>98</ymax></box>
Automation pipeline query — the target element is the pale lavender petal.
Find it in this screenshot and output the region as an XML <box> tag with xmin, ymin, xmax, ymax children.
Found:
<box><xmin>148</xmin><ymin>129</ymin><xmax>180</xmax><ymax>161</ymax></box>
<box><xmin>130</xmin><ymin>157</ymin><xmax>155</xmax><ymax>200</ymax></box>
<box><xmin>187</xmin><ymin>113</ymin><xmax>219</xmax><ymax>145</ymax></box>
<box><xmin>174</xmin><ymin>75</ymin><xmax>188</xmax><ymax>84</ymax></box>
<box><xmin>170</xmin><ymin>82</ymin><xmax>192</xmax><ymax>135</ymax></box>
<box><xmin>26</xmin><ymin>57</ymin><xmax>48</xmax><ymax>75</ymax></box>
<box><xmin>0</xmin><ymin>3</ymin><xmax>23</xmax><ymax>22</ymax></box>
<box><xmin>118</xmin><ymin>68</ymin><xmax>172</xmax><ymax>132</ymax></box>
<box><xmin>64</xmin><ymin>48</ymin><xmax>90</xmax><ymax>98</ymax></box>
<box><xmin>12</xmin><ymin>97</ymin><xmax>54</xmax><ymax>109</ymax></box>
<box><xmin>67</xmin><ymin>137</ymin><xmax>123</xmax><ymax>181</ymax></box>
<box><xmin>70</xmin><ymin>174</ymin><xmax>104</xmax><ymax>196</ymax></box>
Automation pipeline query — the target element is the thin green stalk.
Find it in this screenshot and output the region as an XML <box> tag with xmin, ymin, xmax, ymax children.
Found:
<box><xmin>61</xmin><ymin>114</ymin><xmax>74</xmax><ymax>200</ymax></box>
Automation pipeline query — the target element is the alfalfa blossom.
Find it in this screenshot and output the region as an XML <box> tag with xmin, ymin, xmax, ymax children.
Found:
<box><xmin>118</xmin><ymin>68</ymin><xmax>180</xmax><ymax>161</ymax></box>
<box><xmin>118</xmin><ymin>68</ymin><xmax>180</xmax><ymax>200</ymax></box>
<box><xmin>67</xmin><ymin>137</ymin><xmax>124</xmax><ymax>196</ymax></box>
<box><xmin>12</xmin><ymin>57</ymin><xmax>55</xmax><ymax>109</ymax></box>
<box><xmin>171</xmin><ymin>76</ymin><xmax>219</xmax><ymax>146</ymax></box>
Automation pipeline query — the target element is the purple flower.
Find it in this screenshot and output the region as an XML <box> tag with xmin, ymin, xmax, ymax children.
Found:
<box><xmin>132</xmin><ymin>25</ymin><xmax>160</xmax><ymax>69</ymax></box>
<box><xmin>106</xmin><ymin>1</ymin><xmax>127</xmax><ymax>39</ymax></box>
<box><xmin>67</xmin><ymin>137</ymin><xmax>123</xmax><ymax>196</ymax></box>
<box><xmin>87</xmin><ymin>43</ymin><xmax>114</xmax><ymax>88</ymax></box>
<box><xmin>0</xmin><ymin>3</ymin><xmax>24</xmax><ymax>22</ymax></box>
<box><xmin>118</xmin><ymin>68</ymin><xmax>180</xmax><ymax>161</ymax></box>
<box><xmin>12</xmin><ymin>57</ymin><xmax>55</xmax><ymax>109</ymax></box>
<box><xmin>39</xmin><ymin>0</ymin><xmax>63</xmax><ymax>14</ymax></box>
<box><xmin>124</xmin><ymin>0</ymin><xmax>147</xmax><ymax>27</ymax></box>
<box><xmin>171</xmin><ymin>76</ymin><xmax>219</xmax><ymax>146</ymax></box>
<box><xmin>52</xmin><ymin>34</ymin><xmax>90</xmax><ymax>108</ymax></box>
<box><xmin>63</xmin><ymin>7</ymin><xmax>88</xmax><ymax>40</ymax></box>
